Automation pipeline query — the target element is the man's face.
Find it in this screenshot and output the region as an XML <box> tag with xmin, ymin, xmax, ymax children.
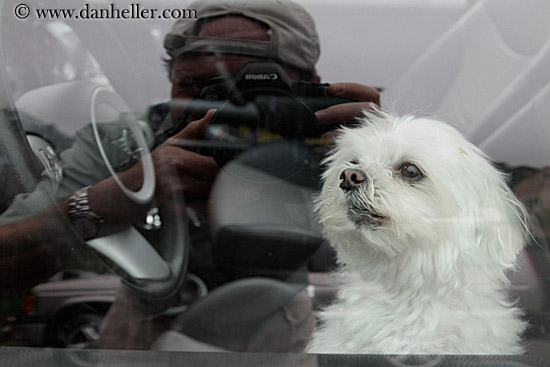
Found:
<box><xmin>169</xmin><ymin>16</ymin><xmax>305</xmax><ymax>126</ymax></box>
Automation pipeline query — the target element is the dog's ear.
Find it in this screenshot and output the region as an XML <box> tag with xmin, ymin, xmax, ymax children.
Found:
<box><xmin>474</xmin><ymin>166</ymin><xmax>530</xmax><ymax>271</ymax></box>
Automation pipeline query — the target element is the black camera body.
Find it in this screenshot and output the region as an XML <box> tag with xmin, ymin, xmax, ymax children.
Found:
<box><xmin>178</xmin><ymin>61</ymin><xmax>354</xmax><ymax>164</ymax></box>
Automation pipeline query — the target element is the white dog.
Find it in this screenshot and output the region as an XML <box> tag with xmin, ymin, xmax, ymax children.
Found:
<box><xmin>307</xmin><ymin>111</ymin><xmax>530</xmax><ymax>354</ymax></box>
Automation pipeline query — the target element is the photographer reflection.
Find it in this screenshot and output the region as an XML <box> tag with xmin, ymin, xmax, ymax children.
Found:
<box><xmin>0</xmin><ymin>0</ymin><xmax>379</xmax><ymax>351</ymax></box>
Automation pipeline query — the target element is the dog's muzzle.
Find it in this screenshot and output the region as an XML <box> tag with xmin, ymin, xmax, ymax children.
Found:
<box><xmin>339</xmin><ymin>169</ymin><xmax>388</xmax><ymax>227</ymax></box>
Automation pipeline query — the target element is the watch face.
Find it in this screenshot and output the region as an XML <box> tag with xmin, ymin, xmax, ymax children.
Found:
<box><xmin>72</xmin><ymin>215</ymin><xmax>99</xmax><ymax>240</ymax></box>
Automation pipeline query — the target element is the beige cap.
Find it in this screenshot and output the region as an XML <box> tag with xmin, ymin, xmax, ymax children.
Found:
<box><xmin>164</xmin><ymin>0</ymin><xmax>320</xmax><ymax>74</ymax></box>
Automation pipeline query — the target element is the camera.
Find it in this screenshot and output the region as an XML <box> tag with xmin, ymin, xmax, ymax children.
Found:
<box><xmin>178</xmin><ymin>60</ymin><xmax>355</xmax><ymax>164</ymax></box>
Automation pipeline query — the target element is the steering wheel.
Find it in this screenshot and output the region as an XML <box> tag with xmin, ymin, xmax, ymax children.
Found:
<box><xmin>84</xmin><ymin>83</ymin><xmax>188</xmax><ymax>302</ymax></box>
<box><xmin>0</xmin><ymin>2</ymin><xmax>189</xmax><ymax>302</ymax></box>
<box><xmin>15</xmin><ymin>80</ymin><xmax>189</xmax><ymax>302</ymax></box>
<box><xmin>90</xmin><ymin>86</ymin><xmax>155</xmax><ymax>205</ymax></box>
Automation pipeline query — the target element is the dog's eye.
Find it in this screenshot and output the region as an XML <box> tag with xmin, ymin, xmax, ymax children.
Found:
<box><xmin>399</xmin><ymin>162</ymin><xmax>424</xmax><ymax>181</ymax></box>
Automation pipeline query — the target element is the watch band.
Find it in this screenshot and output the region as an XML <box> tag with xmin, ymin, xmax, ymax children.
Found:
<box><xmin>67</xmin><ymin>186</ymin><xmax>103</xmax><ymax>240</ymax></box>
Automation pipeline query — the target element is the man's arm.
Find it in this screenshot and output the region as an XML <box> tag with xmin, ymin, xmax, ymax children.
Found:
<box><xmin>0</xmin><ymin>205</ymin><xmax>74</xmax><ymax>290</ymax></box>
<box><xmin>0</xmin><ymin>111</ymin><xmax>217</xmax><ymax>291</ymax></box>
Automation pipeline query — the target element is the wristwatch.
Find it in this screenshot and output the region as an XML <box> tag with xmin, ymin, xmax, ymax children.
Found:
<box><xmin>67</xmin><ymin>186</ymin><xmax>104</xmax><ymax>240</ymax></box>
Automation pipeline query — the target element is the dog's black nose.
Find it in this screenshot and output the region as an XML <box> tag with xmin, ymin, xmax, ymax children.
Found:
<box><xmin>340</xmin><ymin>169</ymin><xmax>367</xmax><ymax>190</ymax></box>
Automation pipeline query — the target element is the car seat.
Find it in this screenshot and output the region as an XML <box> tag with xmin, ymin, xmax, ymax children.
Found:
<box><xmin>152</xmin><ymin>277</ymin><xmax>313</xmax><ymax>352</ymax></box>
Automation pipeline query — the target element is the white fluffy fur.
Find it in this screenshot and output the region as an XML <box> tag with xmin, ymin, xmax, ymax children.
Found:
<box><xmin>307</xmin><ymin>111</ymin><xmax>530</xmax><ymax>354</ymax></box>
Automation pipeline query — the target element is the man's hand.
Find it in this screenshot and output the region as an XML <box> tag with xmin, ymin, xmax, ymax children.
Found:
<box><xmin>147</xmin><ymin>109</ymin><xmax>219</xmax><ymax>220</ymax></box>
<box><xmin>90</xmin><ymin>110</ymin><xmax>219</xmax><ymax>233</ymax></box>
<box><xmin>315</xmin><ymin>83</ymin><xmax>380</xmax><ymax>139</ymax></box>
